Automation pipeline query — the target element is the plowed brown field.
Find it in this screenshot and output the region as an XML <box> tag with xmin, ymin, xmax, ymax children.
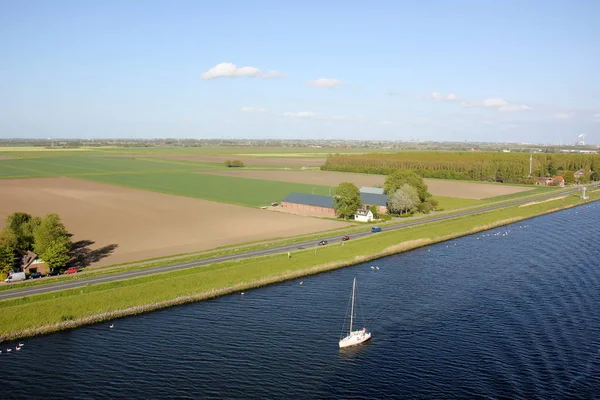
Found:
<box><xmin>201</xmin><ymin>170</ymin><xmax>534</xmax><ymax>199</ymax></box>
<box><xmin>0</xmin><ymin>178</ymin><xmax>349</xmax><ymax>267</ymax></box>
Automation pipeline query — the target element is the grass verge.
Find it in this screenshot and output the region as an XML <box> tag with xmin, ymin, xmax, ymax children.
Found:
<box><xmin>0</xmin><ymin>191</ymin><xmax>597</xmax><ymax>342</ymax></box>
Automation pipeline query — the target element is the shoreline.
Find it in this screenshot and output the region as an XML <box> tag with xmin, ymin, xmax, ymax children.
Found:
<box><xmin>0</xmin><ymin>196</ymin><xmax>598</xmax><ymax>343</ymax></box>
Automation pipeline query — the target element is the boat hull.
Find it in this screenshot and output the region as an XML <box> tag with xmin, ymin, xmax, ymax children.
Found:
<box><xmin>339</xmin><ymin>330</ymin><xmax>372</xmax><ymax>348</ymax></box>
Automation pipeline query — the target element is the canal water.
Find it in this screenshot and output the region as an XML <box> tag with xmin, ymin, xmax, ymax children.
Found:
<box><xmin>1</xmin><ymin>203</ymin><xmax>599</xmax><ymax>399</ymax></box>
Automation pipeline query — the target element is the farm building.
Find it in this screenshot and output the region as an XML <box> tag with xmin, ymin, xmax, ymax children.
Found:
<box><xmin>359</xmin><ymin>186</ymin><xmax>385</xmax><ymax>195</ymax></box>
<box><xmin>21</xmin><ymin>250</ymin><xmax>49</xmax><ymax>275</ymax></box>
<box><xmin>354</xmin><ymin>209</ymin><xmax>374</xmax><ymax>222</ymax></box>
<box><xmin>535</xmin><ymin>176</ymin><xmax>565</xmax><ymax>187</ymax></box>
<box><xmin>280</xmin><ymin>193</ymin><xmax>336</xmax><ymax>215</ymax></box>
<box><xmin>281</xmin><ymin>192</ymin><xmax>388</xmax><ymax>216</ymax></box>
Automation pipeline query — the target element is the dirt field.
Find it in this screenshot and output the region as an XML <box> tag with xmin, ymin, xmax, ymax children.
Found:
<box><xmin>0</xmin><ymin>155</ymin><xmax>13</xmax><ymax>160</ymax></box>
<box><xmin>201</xmin><ymin>170</ymin><xmax>534</xmax><ymax>199</ymax></box>
<box><xmin>0</xmin><ymin>178</ymin><xmax>350</xmax><ymax>267</ymax></box>
<box><xmin>148</xmin><ymin>154</ymin><xmax>326</xmax><ymax>167</ymax></box>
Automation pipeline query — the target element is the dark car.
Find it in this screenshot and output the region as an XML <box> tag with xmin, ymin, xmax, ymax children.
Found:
<box><xmin>342</xmin><ymin>236</ymin><xmax>350</xmax><ymax>241</ymax></box>
<box><xmin>318</xmin><ymin>240</ymin><xmax>328</xmax><ymax>246</ymax></box>
<box><xmin>30</xmin><ymin>272</ymin><xmax>43</xmax><ymax>279</ymax></box>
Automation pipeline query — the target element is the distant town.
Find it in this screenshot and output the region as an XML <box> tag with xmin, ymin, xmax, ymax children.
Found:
<box><xmin>0</xmin><ymin>138</ymin><xmax>598</xmax><ymax>154</ymax></box>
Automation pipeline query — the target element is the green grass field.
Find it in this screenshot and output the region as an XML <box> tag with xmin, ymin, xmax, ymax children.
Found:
<box><xmin>1</xmin><ymin>191</ymin><xmax>597</xmax><ymax>340</ymax></box>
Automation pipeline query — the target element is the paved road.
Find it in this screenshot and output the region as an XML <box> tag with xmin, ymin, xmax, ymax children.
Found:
<box><xmin>1</xmin><ymin>184</ymin><xmax>597</xmax><ymax>301</ymax></box>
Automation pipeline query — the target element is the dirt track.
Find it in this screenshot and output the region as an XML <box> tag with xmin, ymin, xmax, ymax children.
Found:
<box><xmin>201</xmin><ymin>170</ymin><xmax>533</xmax><ymax>199</ymax></box>
<box><xmin>0</xmin><ymin>178</ymin><xmax>349</xmax><ymax>267</ymax></box>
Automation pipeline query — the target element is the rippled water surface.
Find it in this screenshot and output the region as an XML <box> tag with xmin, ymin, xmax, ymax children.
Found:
<box><xmin>1</xmin><ymin>204</ymin><xmax>600</xmax><ymax>399</ymax></box>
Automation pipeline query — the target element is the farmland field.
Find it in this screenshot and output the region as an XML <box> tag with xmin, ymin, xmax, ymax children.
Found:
<box><xmin>200</xmin><ymin>169</ymin><xmax>536</xmax><ymax>199</ymax></box>
<box><xmin>148</xmin><ymin>154</ymin><xmax>326</xmax><ymax>167</ymax></box>
<box><xmin>0</xmin><ymin>178</ymin><xmax>350</xmax><ymax>266</ymax></box>
<box><xmin>0</xmin><ymin>155</ymin><xmax>334</xmax><ymax>205</ymax></box>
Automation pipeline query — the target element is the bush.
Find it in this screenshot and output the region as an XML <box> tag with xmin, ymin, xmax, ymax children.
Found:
<box><xmin>225</xmin><ymin>160</ymin><xmax>245</xmax><ymax>168</ymax></box>
<box><xmin>417</xmin><ymin>201</ymin><xmax>433</xmax><ymax>214</ymax></box>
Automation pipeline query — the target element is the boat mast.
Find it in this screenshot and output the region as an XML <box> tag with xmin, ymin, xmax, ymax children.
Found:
<box><xmin>350</xmin><ymin>277</ymin><xmax>356</xmax><ymax>334</ymax></box>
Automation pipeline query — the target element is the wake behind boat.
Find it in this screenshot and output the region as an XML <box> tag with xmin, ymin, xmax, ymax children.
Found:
<box><xmin>339</xmin><ymin>277</ymin><xmax>371</xmax><ymax>348</ymax></box>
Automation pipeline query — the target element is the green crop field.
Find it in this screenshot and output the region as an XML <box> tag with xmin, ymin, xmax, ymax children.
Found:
<box><xmin>0</xmin><ymin>154</ymin><xmax>333</xmax><ymax>206</ymax></box>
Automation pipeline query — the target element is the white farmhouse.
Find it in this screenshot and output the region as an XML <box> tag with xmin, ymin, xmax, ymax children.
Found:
<box><xmin>354</xmin><ymin>209</ymin><xmax>374</xmax><ymax>222</ymax></box>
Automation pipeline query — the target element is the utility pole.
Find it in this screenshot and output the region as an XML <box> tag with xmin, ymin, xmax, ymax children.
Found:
<box><xmin>529</xmin><ymin>153</ymin><xmax>533</xmax><ymax>178</ymax></box>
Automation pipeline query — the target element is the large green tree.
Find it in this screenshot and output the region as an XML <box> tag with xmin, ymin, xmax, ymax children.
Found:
<box><xmin>33</xmin><ymin>214</ymin><xmax>70</xmax><ymax>256</ymax></box>
<box><xmin>33</xmin><ymin>214</ymin><xmax>72</xmax><ymax>271</ymax></box>
<box><xmin>384</xmin><ymin>170</ymin><xmax>431</xmax><ymax>202</ymax></box>
<box><xmin>4</xmin><ymin>212</ymin><xmax>41</xmax><ymax>254</ymax></box>
<box><xmin>0</xmin><ymin>229</ymin><xmax>19</xmax><ymax>278</ymax></box>
<box><xmin>561</xmin><ymin>170</ymin><xmax>576</xmax><ymax>185</ymax></box>
<box><xmin>333</xmin><ymin>182</ymin><xmax>362</xmax><ymax>219</ymax></box>
<box><xmin>388</xmin><ymin>184</ymin><xmax>419</xmax><ymax>214</ymax></box>
<box><xmin>41</xmin><ymin>237</ymin><xmax>72</xmax><ymax>271</ymax></box>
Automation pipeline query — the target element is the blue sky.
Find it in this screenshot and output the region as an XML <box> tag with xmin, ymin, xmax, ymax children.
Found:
<box><xmin>1</xmin><ymin>0</ymin><xmax>599</xmax><ymax>143</ymax></box>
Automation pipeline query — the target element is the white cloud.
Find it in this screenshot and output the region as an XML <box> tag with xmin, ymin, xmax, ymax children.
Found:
<box><xmin>379</xmin><ymin>120</ymin><xmax>393</xmax><ymax>126</ymax></box>
<box><xmin>431</xmin><ymin>91</ymin><xmax>531</xmax><ymax>112</ymax></box>
<box><xmin>283</xmin><ymin>111</ymin><xmax>362</xmax><ymax>122</ymax></box>
<box><xmin>431</xmin><ymin>92</ymin><xmax>459</xmax><ymax>102</ymax></box>
<box><xmin>307</xmin><ymin>78</ymin><xmax>344</xmax><ymax>87</ymax></box>
<box><xmin>554</xmin><ymin>112</ymin><xmax>571</xmax><ymax>119</ymax></box>
<box><xmin>482</xmin><ymin>98</ymin><xmax>532</xmax><ymax>112</ymax></box>
<box><xmin>240</xmin><ymin>107</ymin><xmax>268</xmax><ymax>113</ymax></box>
<box><xmin>201</xmin><ymin>62</ymin><xmax>284</xmax><ymax>79</ymax></box>
<box><xmin>283</xmin><ymin>111</ymin><xmax>317</xmax><ymax>118</ymax></box>
<box><xmin>594</xmin><ymin>113</ymin><xmax>600</xmax><ymax>117</ymax></box>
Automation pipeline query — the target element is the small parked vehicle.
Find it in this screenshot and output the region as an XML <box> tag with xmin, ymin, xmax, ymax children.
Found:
<box><xmin>318</xmin><ymin>240</ymin><xmax>328</xmax><ymax>246</ymax></box>
<box><xmin>371</xmin><ymin>227</ymin><xmax>382</xmax><ymax>233</ymax></box>
<box><xmin>4</xmin><ymin>272</ymin><xmax>26</xmax><ymax>283</ymax></box>
<box><xmin>341</xmin><ymin>236</ymin><xmax>350</xmax><ymax>241</ymax></box>
<box><xmin>64</xmin><ymin>267</ymin><xmax>79</xmax><ymax>274</ymax></box>
<box><xmin>30</xmin><ymin>272</ymin><xmax>43</xmax><ymax>279</ymax></box>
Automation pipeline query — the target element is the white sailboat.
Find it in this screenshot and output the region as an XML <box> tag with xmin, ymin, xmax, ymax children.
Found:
<box><xmin>339</xmin><ymin>277</ymin><xmax>371</xmax><ymax>349</ymax></box>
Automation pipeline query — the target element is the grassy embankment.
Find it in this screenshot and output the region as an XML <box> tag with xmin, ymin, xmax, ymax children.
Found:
<box><xmin>1</xmin><ymin>190</ymin><xmax>597</xmax><ymax>342</ymax></box>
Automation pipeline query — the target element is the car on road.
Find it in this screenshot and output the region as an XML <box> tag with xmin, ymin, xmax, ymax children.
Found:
<box><xmin>30</xmin><ymin>272</ymin><xmax>43</xmax><ymax>279</ymax></box>
<box><xmin>64</xmin><ymin>267</ymin><xmax>79</xmax><ymax>274</ymax></box>
<box><xmin>341</xmin><ymin>236</ymin><xmax>350</xmax><ymax>241</ymax></box>
<box><xmin>318</xmin><ymin>240</ymin><xmax>328</xmax><ymax>246</ymax></box>
<box><xmin>371</xmin><ymin>226</ymin><xmax>382</xmax><ymax>233</ymax></box>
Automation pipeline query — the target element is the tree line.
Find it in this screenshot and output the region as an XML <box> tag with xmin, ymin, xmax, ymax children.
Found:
<box><xmin>333</xmin><ymin>171</ymin><xmax>437</xmax><ymax>219</ymax></box>
<box><xmin>0</xmin><ymin>212</ymin><xmax>71</xmax><ymax>278</ymax></box>
<box><xmin>321</xmin><ymin>152</ymin><xmax>600</xmax><ymax>183</ymax></box>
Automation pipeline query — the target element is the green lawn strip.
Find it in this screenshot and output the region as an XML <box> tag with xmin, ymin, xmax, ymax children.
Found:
<box><xmin>431</xmin><ymin>196</ymin><xmax>487</xmax><ymax>210</ymax></box>
<box><xmin>1</xmin><ymin>191</ymin><xmax>597</xmax><ymax>340</ymax></box>
<box><xmin>483</xmin><ymin>186</ymin><xmax>555</xmax><ymax>202</ymax></box>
